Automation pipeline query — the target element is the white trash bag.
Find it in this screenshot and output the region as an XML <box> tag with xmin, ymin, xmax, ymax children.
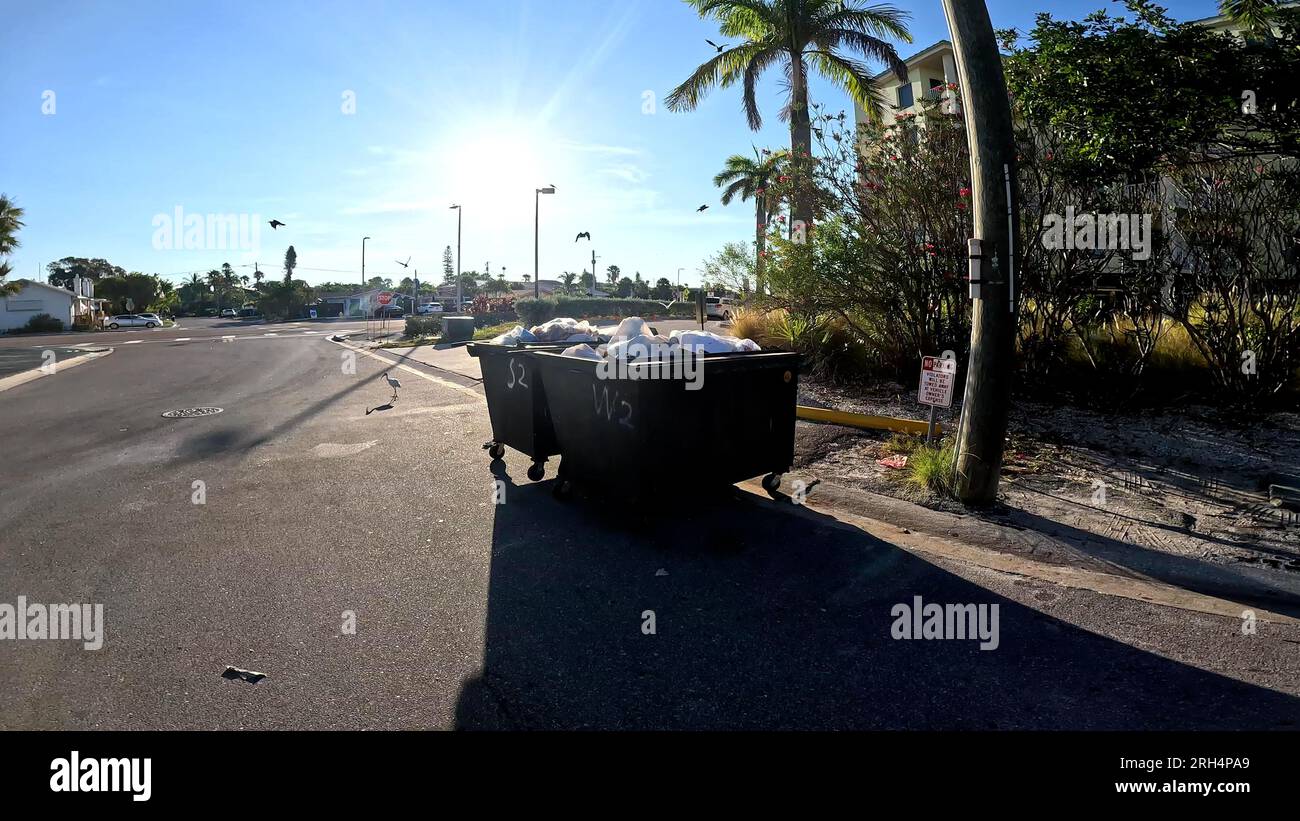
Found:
<box><xmin>560</xmin><ymin>343</ymin><xmax>603</xmax><ymax>361</ymax></box>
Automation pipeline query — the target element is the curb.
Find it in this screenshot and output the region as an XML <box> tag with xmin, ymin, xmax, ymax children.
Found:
<box><xmin>736</xmin><ymin>475</ymin><xmax>1300</xmax><ymax>626</ymax></box>
<box><xmin>0</xmin><ymin>347</ymin><xmax>115</xmax><ymax>395</ymax></box>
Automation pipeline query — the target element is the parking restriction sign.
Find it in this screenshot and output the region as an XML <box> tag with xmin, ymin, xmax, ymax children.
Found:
<box><xmin>918</xmin><ymin>356</ymin><xmax>956</xmax><ymax>408</ymax></box>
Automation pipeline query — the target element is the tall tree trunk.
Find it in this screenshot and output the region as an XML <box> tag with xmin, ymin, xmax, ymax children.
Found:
<box><xmin>789</xmin><ymin>55</ymin><xmax>814</xmax><ymax>237</ymax></box>
<box><xmin>755</xmin><ymin>196</ymin><xmax>767</xmax><ymax>293</ymax></box>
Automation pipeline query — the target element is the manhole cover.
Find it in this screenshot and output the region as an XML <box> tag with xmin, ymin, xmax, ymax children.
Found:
<box><xmin>161</xmin><ymin>407</ymin><xmax>224</xmax><ymax>419</ymax></box>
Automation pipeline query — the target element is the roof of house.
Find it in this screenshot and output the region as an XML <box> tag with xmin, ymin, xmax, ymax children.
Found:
<box><xmin>872</xmin><ymin>39</ymin><xmax>953</xmax><ymax>81</ymax></box>
<box><xmin>10</xmin><ymin>279</ymin><xmax>76</xmax><ymax>299</ymax></box>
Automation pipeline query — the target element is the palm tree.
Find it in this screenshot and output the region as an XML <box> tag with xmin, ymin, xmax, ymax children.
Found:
<box><xmin>1220</xmin><ymin>0</ymin><xmax>1279</xmax><ymax>34</ymax></box>
<box><xmin>253</xmin><ymin>268</ymin><xmax>265</xmax><ymax>286</ymax></box>
<box><xmin>561</xmin><ymin>271</ymin><xmax>578</xmax><ymax>294</ymax></box>
<box><xmin>667</xmin><ymin>0</ymin><xmax>910</xmax><ymax>228</ymax></box>
<box><xmin>0</xmin><ymin>193</ymin><xmax>26</xmax><ymax>294</ymax></box>
<box><xmin>714</xmin><ymin>148</ymin><xmax>784</xmax><ymax>291</ymax></box>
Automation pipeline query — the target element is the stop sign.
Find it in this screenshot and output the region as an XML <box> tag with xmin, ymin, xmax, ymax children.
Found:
<box><xmin>376</xmin><ymin>292</ymin><xmax>393</xmax><ymax>305</ymax></box>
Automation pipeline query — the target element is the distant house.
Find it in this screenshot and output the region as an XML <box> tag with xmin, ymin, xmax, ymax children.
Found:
<box><xmin>1</xmin><ymin>279</ymin><xmax>106</xmax><ymax>333</ymax></box>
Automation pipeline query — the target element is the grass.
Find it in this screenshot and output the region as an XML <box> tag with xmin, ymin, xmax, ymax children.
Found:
<box><xmin>904</xmin><ymin>440</ymin><xmax>956</xmax><ymax>496</ymax></box>
<box><xmin>881</xmin><ymin>432</ymin><xmax>925</xmax><ymax>456</ymax></box>
<box><xmin>472</xmin><ymin>321</ymin><xmax>521</xmax><ymax>341</ymax></box>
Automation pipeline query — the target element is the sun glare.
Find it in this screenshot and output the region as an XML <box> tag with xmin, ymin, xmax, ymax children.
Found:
<box><xmin>443</xmin><ymin>127</ymin><xmax>560</xmax><ymax>212</ymax></box>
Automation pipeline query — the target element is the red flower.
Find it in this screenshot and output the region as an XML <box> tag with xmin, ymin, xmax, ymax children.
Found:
<box><xmin>958</xmin><ymin>187</ymin><xmax>971</xmax><ymax>198</ymax></box>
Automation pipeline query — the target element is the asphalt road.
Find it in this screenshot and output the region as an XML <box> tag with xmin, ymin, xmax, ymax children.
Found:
<box><xmin>1</xmin><ymin>331</ymin><xmax>1298</xmax><ymax>729</ymax></box>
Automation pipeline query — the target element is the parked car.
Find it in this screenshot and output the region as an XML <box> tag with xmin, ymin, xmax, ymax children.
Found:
<box><xmin>220</xmin><ymin>308</ymin><xmax>238</xmax><ymax>318</ymax></box>
<box><xmin>105</xmin><ymin>314</ymin><xmax>158</xmax><ymax>329</ymax></box>
<box><xmin>416</xmin><ymin>302</ymin><xmax>443</xmax><ymax>315</ymax></box>
<box><xmin>136</xmin><ymin>313</ymin><xmax>165</xmax><ymax>325</ymax></box>
<box><xmin>374</xmin><ymin>305</ymin><xmax>405</xmax><ymax>318</ymax></box>
<box><xmin>705</xmin><ymin>296</ymin><xmax>738</xmax><ymax>320</ymax></box>
<box><xmin>237</xmin><ymin>307</ymin><xmax>262</xmax><ymax>318</ymax></box>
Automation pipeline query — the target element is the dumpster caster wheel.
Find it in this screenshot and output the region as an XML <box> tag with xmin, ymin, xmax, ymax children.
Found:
<box><xmin>553</xmin><ymin>478</ymin><xmax>574</xmax><ymax>500</ymax></box>
<box><xmin>762</xmin><ymin>473</ymin><xmax>782</xmax><ymax>495</ymax></box>
<box><xmin>488</xmin><ymin>443</ymin><xmax>506</xmax><ymax>461</ymax></box>
<box><xmin>527</xmin><ymin>462</ymin><xmax>546</xmax><ymax>482</ymax></box>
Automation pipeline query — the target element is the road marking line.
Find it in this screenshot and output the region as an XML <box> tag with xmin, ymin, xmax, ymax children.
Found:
<box><xmin>123</xmin><ymin>340</ymin><xmax>143</xmax><ymax>344</ymax></box>
<box><xmin>174</xmin><ymin>338</ymin><xmax>191</xmax><ymax>341</ymax></box>
<box><xmin>263</xmin><ymin>332</ymin><xmax>278</xmax><ymax>336</ymax></box>
<box><xmin>328</xmin><ymin>338</ymin><xmax>483</xmax><ymax>401</ymax></box>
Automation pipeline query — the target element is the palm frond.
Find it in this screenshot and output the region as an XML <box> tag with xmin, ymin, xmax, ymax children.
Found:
<box><xmin>742</xmin><ymin>46</ymin><xmax>786</xmax><ymax>129</ymax></box>
<box><xmin>811</xmin><ymin>50</ymin><xmax>893</xmax><ymax>122</ymax></box>
<box><xmin>666</xmin><ymin>42</ymin><xmax>769</xmax><ymax>112</ymax></box>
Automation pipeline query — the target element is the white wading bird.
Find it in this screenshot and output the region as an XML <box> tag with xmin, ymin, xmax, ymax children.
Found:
<box><xmin>382</xmin><ymin>371</ymin><xmax>401</xmax><ymax>402</ymax></box>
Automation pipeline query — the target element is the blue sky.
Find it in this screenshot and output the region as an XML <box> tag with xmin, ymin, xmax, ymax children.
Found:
<box><xmin>1</xmin><ymin>0</ymin><xmax>1222</xmax><ymax>289</ymax></box>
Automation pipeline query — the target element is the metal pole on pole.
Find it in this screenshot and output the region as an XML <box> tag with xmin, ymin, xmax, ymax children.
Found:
<box><xmin>450</xmin><ymin>205</ymin><xmax>462</xmax><ymax>315</ymax></box>
<box><xmin>534</xmin><ymin>189</ymin><xmax>540</xmax><ymax>300</ymax></box>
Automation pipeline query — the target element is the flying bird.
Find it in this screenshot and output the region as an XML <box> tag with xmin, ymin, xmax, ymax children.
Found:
<box><xmin>382</xmin><ymin>371</ymin><xmax>401</xmax><ymax>402</ymax></box>
<box><xmin>395</xmin><ymin>256</ymin><xmax>411</xmax><ymax>268</ymax></box>
<box><xmin>574</xmin><ymin>231</ymin><xmax>591</xmax><ymax>242</ymax></box>
<box><xmin>697</xmin><ymin>204</ymin><xmax>709</xmax><ymax>212</ymax></box>
<box><xmin>706</xmin><ymin>39</ymin><xmax>728</xmax><ymax>53</ymax></box>
<box><xmin>268</xmin><ymin>219</ymin><xmax>285</xmax><ymax>230</ymax></box>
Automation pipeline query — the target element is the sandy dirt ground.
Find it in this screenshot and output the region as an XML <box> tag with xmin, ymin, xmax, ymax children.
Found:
<box><xmin>795</xmin><ymin>378</ymin><xmax>1300</xmax><ymax>577</ymax></box>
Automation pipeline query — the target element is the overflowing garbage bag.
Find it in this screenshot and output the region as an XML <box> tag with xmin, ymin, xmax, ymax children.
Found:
<box><xmin>556</xmin><ymin>317</ymin><xmax>761</xmax><ymax>360</ymax></box>
<box><xmin>530</xmin><ymin>317</ymin><xmax>601</xmax><ymax>343</ymax></box>
<box><xmin>559</xmin><ymin>343</ymin><xmax>603</xmax><ymax>361</ymax></box>
<box><xmin>489</xmin><ymin>325</ymin><xmax>539</xmax><ymax>345</ymax></box>
<box><xmin>670</xmin><ymin>329</ymin><xmax>761</xmax><ymax>354</ymax></box>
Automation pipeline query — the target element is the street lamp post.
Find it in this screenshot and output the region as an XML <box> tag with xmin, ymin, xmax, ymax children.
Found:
<box><xmin>534</xmin><ymin>185</ymin><xmax>555</xmax><ymax>299</ymax></box>
<box><xmin>449</xmin><ymin>205</ymin><xmax>462</xmax><ymax>314</ymax></box>
<box><xmin>362</xmin><ymin>236</ymin><xmax>370</xmax><ymax>289</ymax></box>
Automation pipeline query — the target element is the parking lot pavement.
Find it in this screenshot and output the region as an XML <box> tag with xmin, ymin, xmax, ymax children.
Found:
<box><xmin>0</xmin><ymin>345</ymin><xmax>100</xmax><ymax>378</ymax></box>
<box><xmin>3</xmin><ymin>330</ymin><xmax>1297</xmax><ymax>730</ymax></box>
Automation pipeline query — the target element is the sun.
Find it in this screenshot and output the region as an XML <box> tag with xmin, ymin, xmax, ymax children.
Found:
<box><xmin>443</xmin><ymin>127</ymin><xmax>560</xmax><ymax>213</ymax></box>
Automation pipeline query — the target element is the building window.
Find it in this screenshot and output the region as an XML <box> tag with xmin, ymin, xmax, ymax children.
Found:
<box><xmin>928</xmin><ymin>78</ymin><xmax>945</xmax><ymax>98</ymax></box>
<box><xmin>897</xmin><ymin>83</ymin><xmax>914</xmax><ymax>109</ymax></box>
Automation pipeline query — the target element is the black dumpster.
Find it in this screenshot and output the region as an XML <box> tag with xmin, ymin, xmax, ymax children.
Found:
<box><xmin>468</xmin><ymin>341</ymin><xmax>587</xmax><ymax>481</ymax></box>
<box><xmin>531</xmin><ymin>350</ymin><xmax>800</xmax><ymax>498</ymax></box>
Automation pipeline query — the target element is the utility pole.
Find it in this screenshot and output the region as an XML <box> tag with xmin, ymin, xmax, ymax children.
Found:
<box><xmin>591</xmin><ymin>250</ymin><xmax>598</xmax><ymax>297</ymax></box>
<box><xmin>450</xmin><ymin>205</ymin><xmax>462</xmax><ymax>314</ymax></box>
<box><xmin>942</xmin><ymin>0</ymin><xmax>1019</xmax><ymax>507</ymax></box>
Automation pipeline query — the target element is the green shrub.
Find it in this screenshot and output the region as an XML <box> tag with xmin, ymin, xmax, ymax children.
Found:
<box><xmin>404</xmin><ymin>316</ymin><xmax>442</xmax><ymax>338</ymax></box>
<box><xmin>23</xmin><ymin>313</ymin><xmax>64</xmax><ymax>333</ymax></box>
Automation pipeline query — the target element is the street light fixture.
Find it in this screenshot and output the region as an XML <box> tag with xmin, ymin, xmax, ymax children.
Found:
<box><xmin>534</xmin><ymin>185</ymin><xmax>556</xmax><ymax>299</ymax></box>
<box><xmin>449</xmin><ymin>205</ymin><xmax>462</xmax><ymax>313</ymax></box>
